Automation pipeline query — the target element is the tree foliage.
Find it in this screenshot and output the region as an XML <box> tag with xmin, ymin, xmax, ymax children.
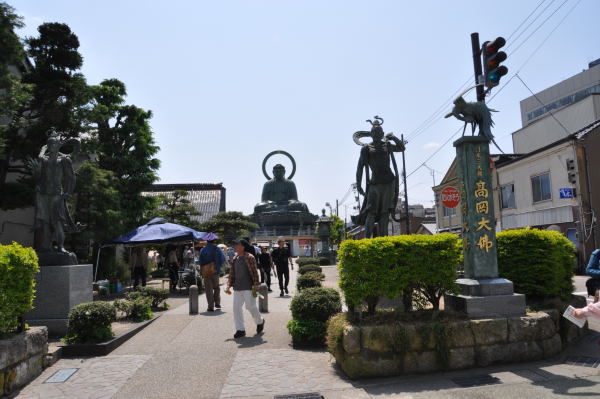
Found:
<box><xmin>150</xmin><ymin>189</ymin><xmax>201</xmax><ymax>230</ymax></box>
<box><xmin>329</xmin><ymin>214</ymin><xmax>347</xmax><ymax>245</ymax></box>
<box><xmin>199</xmin><ymin>211</ymin><xmax>258</xmax><ymax>242</ymax></box>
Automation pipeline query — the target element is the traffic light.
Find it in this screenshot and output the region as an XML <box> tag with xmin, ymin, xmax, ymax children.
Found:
<box><xmin>482</xmin><ymin>37</ymin><xmax>508</xmax><ymax>88</ymax></box>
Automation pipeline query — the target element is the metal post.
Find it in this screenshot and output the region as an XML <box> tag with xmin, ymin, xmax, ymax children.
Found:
<box><xmin>336</xmin><ymin>199</ymin><xmax>339</xmax><ymax>217</ymax></box>
<box><xmin>471</xmin><ymin>32</ymin><xmax>485</xmax><ymax>102</ymax></box>
<box><xmin>401</xmin><ymin>134</ymin><xmax>410</xmax><ymax>234</ymax></box>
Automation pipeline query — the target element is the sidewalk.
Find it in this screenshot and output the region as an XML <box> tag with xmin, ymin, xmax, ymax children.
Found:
<box><xmin>13</xmin><ymin>267</ymin><xmax>600</xmax><ymax>399</ymax></box>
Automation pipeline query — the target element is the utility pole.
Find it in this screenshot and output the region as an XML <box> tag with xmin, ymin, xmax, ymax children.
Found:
<box><xmin>470</xmin><ymin>32</ymin><xmax>485</xmax><ymax>102</ymax></box>
<box><xmin>401</xmin><ymin>133</ymin><xmax>410</xmax><ymax>234</ymax></box>
<box><xmin>336</xmin><ymin>199</ymin><xmax>339</xmax><ymax>217</ymax></box>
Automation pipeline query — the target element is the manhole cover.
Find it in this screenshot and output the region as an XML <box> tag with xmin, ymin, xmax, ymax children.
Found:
<box><xmin>275</xmin><ymin>393</ymin><xmax>323</xmax><ymax>399</ymax></box>
<box><xmin>451</xmin><ymin>374</ymin><xmax>501</xmax><ymax>388</ymax></box>
<box><xmin>44</xmin><ymin>368</ymin><xmax>79</xmax><ymax>383</ymax></box>
<box><xmin>566</xmin><ymin>356</ymin><xmax>600</xmax><ymax>368</ymax></box>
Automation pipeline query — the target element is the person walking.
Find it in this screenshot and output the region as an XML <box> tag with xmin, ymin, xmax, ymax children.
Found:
<box><xmin>131</xmin><ymin>246</ymin><xmax>148</xmax><ymax>288</ymax></box>
<box><xmin>258</xmin><ymin>246</ymin><xmax>275</xmax><ymax>292</ymax></box>
<box><xmin>166</xmin><ymin>246</ymin><xmax>180</xmax><ymax>291</ymax></box>
<box><xmin>225</xmin><ymin>239</ymin><xmax>265</xmax><ymax>339</ymax></box>
<box><xmin>585</xmin><ymin>248</ymin><xmax>600</xmax><ymax>303</ymax></box>
<box><xmin>183</xmin><ymin>245</ymin><xmax>195</xmax><ymax>268</ymax></box>
<box><xmin>271</xmin><ymin>238</ymin><xmax>293</xmax><ymax>297</ymax></box>
<box><xmin>199</xmin><ymin>240</ymin><xmax>226</xmax><ymax>311</ymax></box>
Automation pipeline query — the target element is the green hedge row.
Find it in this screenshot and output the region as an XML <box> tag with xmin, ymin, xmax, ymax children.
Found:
<box><xmin>497</xmin><ymin>228</ymin><xmax>575</xmax><ymax>300</ymax></box>
<box><xmin>0</xmin><ymin>243</ymin><xmax>39</xmax><ymax>336</ymax></box>
<box><xmin>338</xmin><ymin>234</ymin><xmax>461</xmax><ymax>313</ymax></box>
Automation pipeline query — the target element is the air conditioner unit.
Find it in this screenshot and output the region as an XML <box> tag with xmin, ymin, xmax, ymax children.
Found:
<box><xmin>566</xmin><ymin>159</ymin><xmax>575</xmax><ymax>170</ymax></box>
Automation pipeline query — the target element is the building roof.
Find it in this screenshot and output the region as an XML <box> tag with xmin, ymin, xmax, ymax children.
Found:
<box><xmin>418</xmin><ymin>223</ymin><xmax>438</xmax><ymax>235</ymax></box>
<box><xmin>142</xmin><ymin>183</ymin><xmax>226</xmax><ymax>223</ymax></box>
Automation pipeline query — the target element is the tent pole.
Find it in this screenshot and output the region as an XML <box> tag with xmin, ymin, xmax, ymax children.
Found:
<box><xmin>94</xmin><ymin>246</ymin><xmax>102</xmax><ymax>282</ymax></box>
<box><xmin>128</xmin><ymin>246</ymin><xmax>133</xmax><ymax>293</ymax></box>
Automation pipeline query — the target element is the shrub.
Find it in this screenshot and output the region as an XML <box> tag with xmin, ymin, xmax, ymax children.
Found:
<box><xmin>318</xmin><ymin>257</ymin><xmax>330</xmax><ymax>266</ymax></box>
<box><xmin>290</xmin><ymin>287</ymin><xmax>342</xmax><ymax>322</ymax></box>
<box><xmin>338</xmin><ymin>234</ymin><xmax>461</xmax><ymax>312</ymax></box>
<box><xmin>296</xmin><ymin>257</ymin><xmax>318</xmax><ymax>267</ymax></box>
<box><xmin>286</xmin><ymin>319</ymin><xmax>326</xmax><ymax>342</ymax></box>
<box><xmin>298</xmin><ymin>265</ymin><xmax>322</xmax><ymax>275</ymax></box>
<box><xmin>326</xmin><ymin>313</ymin><xmax>348</xmax><ymax>354</ymax></box>
<box><xmin>497</xmin><ymin>228</ymin><xmax>575</xmax><ymax>300</ymax></box>
<box><xmin>137</xmin><ymin>286</ymin><xmax>169</xmax><ymax>308</ymax></box>
<box><xmin>297</xmin><ymin>271</ymin><xmax>324</xmax><ymax>290</ymax></box>
<box><xmin>0</xmin><ymin>243</ymin><xmax>39</xmax><ymax>336</ymax></box>
<box><xmin>150</xmin><ymin>269</ymin><xmax>168</xmax><ymax>278</ymax></box>
<box><xmin>114</xmin><ymin>297</ymin><xmax>154</xmax><ymax>322</ymax></box>
<box><xmin>64</xmin><ymin>301</ymin><xmax>116</xmax><ymax>344</ymax></box>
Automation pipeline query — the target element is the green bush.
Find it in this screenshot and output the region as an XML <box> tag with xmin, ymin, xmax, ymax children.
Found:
<box><xmin>326</xmin><ymin>313</ymin><xmax>348</xmax><ymax>354</ymax></box>
<box><xmin>338</xmin><ymin>234</ymin><xmax>461</xmax><ymax>312</ymax></box>
<box><xmin>0</xmin><ymin>243</ymin><xmax>39</xmax><ymax>336</ymax></box>
<box><xmin>150</xmin><ymin>269</ymin><xmax>168</xmax><ymax>278</ymax></box>
<box><xmin>64</xmin><ymin>301</ymin><xmax>116</xmax><ymax>344</ymax></box>
<box><xmin>497</xmin><ymin>228</ymin><xmax>575</xmax><ymax>300</ymax></box>
<box><xmin>296</xmin><ymin>271</ymin><xmax>324</xmax><ymax>290</ymax></box>
<box><xmin>290</xmin><ymin>287</ymin><xmax>342</xmax><ymax>322</ymax></box>
<box><xmin>298</xmin><ymin>265</ymin><xmax>322</xmax><ymax>275</ymax></box>
<box><xmin>114</xmin><ymin>297</ymin><xmax>154</xmax><ymax>322</ymax></box>
<box><xmin>297</xmin><ymin>258</ymin><xmax>320</xmax><ymax>267</ymax></box>
<box><xmin>318</xmin><ymin>257</ymin><xmax>330</xmax><ymax>266</ymax></box>
<box><xmin>286</xmin><ymin>319</ymin><xmax>326</xmax><ymax>341</ymax></box>
<box><xmin>137</xmin><ymin>286</ymin><xmax>169</xmax><ymax>308</ymax></box>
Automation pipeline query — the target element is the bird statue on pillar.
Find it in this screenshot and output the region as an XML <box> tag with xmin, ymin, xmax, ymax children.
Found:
<box><xmin>445</xmin><ymin>86</ymin><xmax>504</xmax><ymax>153</ymax></box>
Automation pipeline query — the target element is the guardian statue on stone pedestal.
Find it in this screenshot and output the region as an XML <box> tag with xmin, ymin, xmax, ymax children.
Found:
<box><xmin>28</xmin><ymin>129</ymin><xmax>82</xmax><ymax>264</ymax></box>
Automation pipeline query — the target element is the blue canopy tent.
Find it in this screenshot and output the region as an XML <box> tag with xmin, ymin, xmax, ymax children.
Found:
<box><xmin>95</xmin><ymin>218</ymin><xmax>218</xmax><ymax>282</ymax></box>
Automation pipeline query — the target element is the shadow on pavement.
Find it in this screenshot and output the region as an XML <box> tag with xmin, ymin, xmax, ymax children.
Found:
<box><xmin>224</xmin><ymin>334</ymin><xmax>267</xmax><ymax>348</ymax></box>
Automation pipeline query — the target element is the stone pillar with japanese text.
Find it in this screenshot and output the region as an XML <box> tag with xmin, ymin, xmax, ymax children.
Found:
<box><xmin>456</xmin><ymin>136</ymin><xmax>498</xmax><ymax>279</ymax></box>
<box><xmin>444</xmin><ymin>136</ymin><xmax>526</xmax><ymax>318</ymax></box>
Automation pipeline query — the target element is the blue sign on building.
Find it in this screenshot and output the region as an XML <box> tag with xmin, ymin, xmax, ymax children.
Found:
<box><xmin>559</xmin><ymin>188</ymin><xmax>574</xmax><ymax>198</ymax></box>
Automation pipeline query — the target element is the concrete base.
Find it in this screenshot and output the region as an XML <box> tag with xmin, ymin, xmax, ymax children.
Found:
<box><xmin>445</xmin><ymin>278</ymin><xmax>526</xmax><ymax>318</ymax></box>
<box><xmin>25</xmin><ymin>264</ymin><xmax>93</xmax><ymax>336</ymax></box>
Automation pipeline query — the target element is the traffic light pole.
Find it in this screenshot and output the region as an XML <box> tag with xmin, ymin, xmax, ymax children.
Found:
<box><xmin>470</xmin><ymin>32</ymin><xmax>485</xmax><ymax>102</ymax></box>
<box><xmin>401</xmin><ymin>134</ymin><xmax>410</xmax><ymax>234</ymax></box>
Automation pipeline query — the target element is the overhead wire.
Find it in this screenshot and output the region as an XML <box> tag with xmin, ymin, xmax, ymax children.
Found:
<box><xmin>405</xmin><ymin>0</ymin><xmax>580</xmax><ymax>179</ymax></box>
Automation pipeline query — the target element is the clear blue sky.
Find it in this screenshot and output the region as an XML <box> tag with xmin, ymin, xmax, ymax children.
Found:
<box><xmin>13</xmin><ymin>0</ymin><xmax>600</xmax><ymax>217</ymax></box>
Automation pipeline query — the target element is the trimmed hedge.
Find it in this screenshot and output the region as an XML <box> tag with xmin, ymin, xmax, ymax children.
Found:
<box><xmin>497</xmin><ymin>228</ymin><xmax>575</xmax><ymax>300</ymax></box>
<box><xmin>338</xmin><ymin>234</ymin><xmax>461</xmax><ymax>312</ymax></box>
<box><xmin>64</xmin><ymin>301</ymin><xmax>116</xmax><ymax>344</ymax></box>
<box><xmin>297</xmin><ymin>271</ymin><xmax>325</xmax><ymax>290</ymax></box>
<box><xmin>290</xmin><ymin>287</ymin><xmax>342</xmax><ymax>322</ymax></box>
<box><xmin>286</xmin><ymin>319</ymin><xmax>326</xmax><ymax>342</ymax></box>
<box><xmin>114</xmin><ymin>298</ymin><xmax>153</xmax><ymax>322</ymax></box>
<box><xmin>298</xmin><ymin>265</ymin><xmax>322</xmax><ymax>275</ymax></box>
<box><xmin>128</xmin><ymin>286</ymin><xmax>169</xmax><ymax>308</ymax></box>
<box><xmin>297</xmin><ymin>258</ymin><xmax>320</xmax><ymax>267</ymax></box>
<box><xmin>0</xmin><ymin>243</ymin><xmax>39</xmax><ymax>335</ymax></box>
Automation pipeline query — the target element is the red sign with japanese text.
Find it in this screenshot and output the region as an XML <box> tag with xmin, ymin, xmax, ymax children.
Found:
<box><xmin>441</xmin><ymin>186</ymin><xmax>460</xmax><ymax>208</ymax></box>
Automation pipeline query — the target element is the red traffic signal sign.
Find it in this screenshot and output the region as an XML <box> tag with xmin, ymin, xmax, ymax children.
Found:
<box><xmin>482</xmin><ymin>37</ymin><xmax>508</xmax><ymax>88</ymax></box>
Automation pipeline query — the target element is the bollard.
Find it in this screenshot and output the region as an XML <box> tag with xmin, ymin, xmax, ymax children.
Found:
<box><xmin>189</xmin><ymin>285</ymin><xmax>198</xmax><ymax>315</ymax></box>
<box><xmin>258</xmin><ymin>283</ymin><xmax>268</xmax><ymax>313</ymax></box>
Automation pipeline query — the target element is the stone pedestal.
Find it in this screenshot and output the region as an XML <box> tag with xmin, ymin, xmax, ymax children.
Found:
<box><xmin>25</xmin><ymin>264</ymin><xmax>93</xmax><ymax>336</ymax></box>
<box><xmin>445</xmin><ymin>278</ymin><xmax>526</xmax><ymax>318</ymax></box>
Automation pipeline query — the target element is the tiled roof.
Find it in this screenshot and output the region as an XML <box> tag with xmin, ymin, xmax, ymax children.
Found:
<box><xmin>142</xmin><ymin>183</ymin><xmax>226</xmax><ymax>223</ymax></box>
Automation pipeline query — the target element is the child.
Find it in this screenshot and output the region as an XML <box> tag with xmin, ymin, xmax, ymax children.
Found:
<box><xmin>572</xmin><ymin>302</ymin><xmax>600</xmax><ymax>320</ymax></box>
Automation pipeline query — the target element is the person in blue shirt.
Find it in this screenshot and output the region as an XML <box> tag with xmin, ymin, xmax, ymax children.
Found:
<box><xmin>586</xmin><ymin>248</ymin><xmax>600</xmax><ymax>303</ymax></box>
<box><xmin>200</xmin><ymin>240</ymin><xmax>226</xmax><ymax>312</ymax></box>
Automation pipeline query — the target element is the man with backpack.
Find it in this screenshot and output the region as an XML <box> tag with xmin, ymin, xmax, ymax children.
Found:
<box><xmin>199</xmin><ymin>240</ymin><xmax>226</xmax><ymax>311</ymax></box>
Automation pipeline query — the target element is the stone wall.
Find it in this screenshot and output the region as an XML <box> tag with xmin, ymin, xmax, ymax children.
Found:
<box><xmin>332</xmin><ymin>311</ymin><xmax>566</xmax><ymax>379</ymax></box>
<box><xmin>0</xmin><ymin>327</ymin><xmax>48</xmax><ymax>397</ymax></box>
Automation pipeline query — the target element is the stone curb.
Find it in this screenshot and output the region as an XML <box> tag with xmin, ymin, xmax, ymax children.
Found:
<box><xmin>60</xmin><ymin>314</ymin><xmax>161</xmax><ymax>357</ymax></box>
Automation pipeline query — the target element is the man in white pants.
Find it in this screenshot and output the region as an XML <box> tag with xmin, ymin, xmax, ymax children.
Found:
<box><xmin>226</xmin><ymin>239</ymin><xmax>265</xmax><ymax>339</ymax></box>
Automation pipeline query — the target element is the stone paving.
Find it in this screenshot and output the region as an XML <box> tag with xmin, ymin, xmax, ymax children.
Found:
<box><xmin>219</xmin><ymin>349</ymin><xmax>353</xmax><ymax>398</ymax></box>
<box><xmin>15</xmin><ymin>355</ymin><xmax>150</xmax><ymax>399</ymax></box>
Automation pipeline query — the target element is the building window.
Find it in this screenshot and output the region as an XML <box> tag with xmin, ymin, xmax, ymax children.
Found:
<box><xmin>443</xmin><ymin>206</ymin><xmax>456</xmax><ymax>217</ymax></box>
<box><xmin>500</xmin><ymin>184</ymin><xmax>516</xmax><ymax>209</ymax></box>
<box><xmin>531</xmin><ymin>173</ymin><xmax>552</xmax><ymax>203</ymax></box>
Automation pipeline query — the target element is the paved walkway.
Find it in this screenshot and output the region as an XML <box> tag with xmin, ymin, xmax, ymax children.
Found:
<box><xmin>13</xmin><ymin>269</ymin><xmax>600</xmax><ymax>399</ymax></box>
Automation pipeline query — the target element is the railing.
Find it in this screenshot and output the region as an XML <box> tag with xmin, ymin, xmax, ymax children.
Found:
<box><xmin>254</xmin><ymin>227</ymin><xmax>316</xmax><ymax>237</ymax></box>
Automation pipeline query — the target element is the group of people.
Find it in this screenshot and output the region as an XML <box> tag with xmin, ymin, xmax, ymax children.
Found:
<box><xmin>197</xmin><ymin>238</ymin><xmax>293</xmax><ymax>339</ymax></box>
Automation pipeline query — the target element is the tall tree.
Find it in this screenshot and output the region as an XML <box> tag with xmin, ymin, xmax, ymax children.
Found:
<box><xmin>88</xmin><ymin>78</ymin><xmax>160</xmax><ymax>230</ymax></box>
<box><xmin>329</xmin><ymin>214</ymin><xmax>347</xmax><ymax>246</ymax></box>
<box><xmin>151</xmin><ymin>190</ymin><xmax>201</xmax><ymax>230</ymax></box>
<box><xmin>199</xmin><ymin>211</ymin><xmax>258</xmax><ymax>243</ymax></box>
<box><xmin>1</xmin><ymin>21</ymin><xmax>89</xmax><ymax>208</ymax></box>
<box><xmin>0</xmin><ymin>3</ymin><xmax>32</xmax><ymax>192</ymax></box>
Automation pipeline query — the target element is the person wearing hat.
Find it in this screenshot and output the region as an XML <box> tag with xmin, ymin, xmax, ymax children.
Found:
<box><xmin>225</xmin><ymin>239</ymin><xmax>265</xmax><ymax>339</ymax></box>
<box><xmin>271</xmin><ymin>238</ymin><xmax>293</xmax><ymax>297</ymax></box>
